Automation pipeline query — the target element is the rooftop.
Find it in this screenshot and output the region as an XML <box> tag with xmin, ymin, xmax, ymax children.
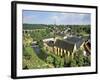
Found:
<box><xmin>55</xmin><ymin>39</ymin><xmax>74</xmax><ymax>53</ymax></box>
<box><xmin>64</xmin><ymin>36</ymin><xmax>84</xmax><ymax>48</ymax></box>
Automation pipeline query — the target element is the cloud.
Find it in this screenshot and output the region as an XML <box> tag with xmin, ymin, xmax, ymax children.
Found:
<box><xmin>23</xmin><ymin>10</ymin><xmax>90</xmax><ymax>25</ymax></box>
<box><xmin>53</xmin><ymin>13</ymin><xmax>91</xmax><ymax>25</ymax></box>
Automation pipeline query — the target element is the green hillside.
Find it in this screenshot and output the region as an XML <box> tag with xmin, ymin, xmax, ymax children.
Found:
<box><xmin>23</xmin><ymin>47</ymin><xmax>53</xmax><ymax>69</ymax></box>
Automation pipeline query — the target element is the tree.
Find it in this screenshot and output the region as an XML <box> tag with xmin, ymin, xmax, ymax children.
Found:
<box><xmin>74</xmin><ymin>49</ymin><xmax>84</xmax><ymax>67</ymax></box>
<box><xmin>23</xmin><ymin>33</ymin><xmax>33</xmax><ymax>47</ymax></box>
<box><xmin>37</xmin><ymin>40</ymin><xmax>43</xmax><ymax>48</ymax></box>
<box><xmin>83</xmin><ymin>55</ymin><xmax>91</xmax><ymax>66</ymax></box>
<box><xmin>54</xmin><ymin>58</ymin><xmax>60</xmax><ymax>68</ymax></box>
<box><xmin>46</xmin><ymin>56</ymin><xmax>54</xmax><ymax>64</ymax></box>
<box><xmin>60</xmin><ymin>58</ymin><xmax>64</xmax><ymax>67</ymax></box>
<box><xmin>70</xmin><ymin>59</ymin><xmax>77</xmax><ymax>67</ymax></box>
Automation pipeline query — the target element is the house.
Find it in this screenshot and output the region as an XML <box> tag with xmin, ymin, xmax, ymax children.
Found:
<box><xmin>64</xmin><ymin>36</ymin><xmax>91</xmax><ymax>56</ymax></box>
<box><xmin>83</xmin><ymin>40</ymin><xmax>91</xmax><ymax>56</ymax></box>
<box><xmin>43</xmin><ymin>36</ymin><xmax>85</xmax><ymax>58</ymax></box>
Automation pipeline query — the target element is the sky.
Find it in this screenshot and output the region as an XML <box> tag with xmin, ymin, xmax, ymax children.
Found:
<box><xmin>23</xmin><ymin>10</ymin><xmax>91</xmax><ymax>25</ymax></box>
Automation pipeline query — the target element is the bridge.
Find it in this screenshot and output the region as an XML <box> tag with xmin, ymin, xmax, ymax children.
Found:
<box><xmin>23</xmin><ymin>30</ymin><xmax>35</xmax><ymax>33</ymax></box>
<box><xmin>23</xmin><ymin>29</ymin><xmax>46</xmax><ymax>33</ymax></box>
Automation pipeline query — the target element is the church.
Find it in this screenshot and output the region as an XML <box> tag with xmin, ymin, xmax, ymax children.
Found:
<box><xmin>43</xmin><ymin>36</ymin><xmax>86</xmax><ymax>58</ymax></box>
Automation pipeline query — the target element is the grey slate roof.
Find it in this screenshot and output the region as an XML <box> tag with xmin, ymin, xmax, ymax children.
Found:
<box><xmin>64</xmin><ymin>36</ymin><xmax>84</xmax><ymax>49</ymax></box>
<box><xmin>54</xmin><ymin>39</ymin><xmax>74</xmax><ymax>53</ymax></box>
